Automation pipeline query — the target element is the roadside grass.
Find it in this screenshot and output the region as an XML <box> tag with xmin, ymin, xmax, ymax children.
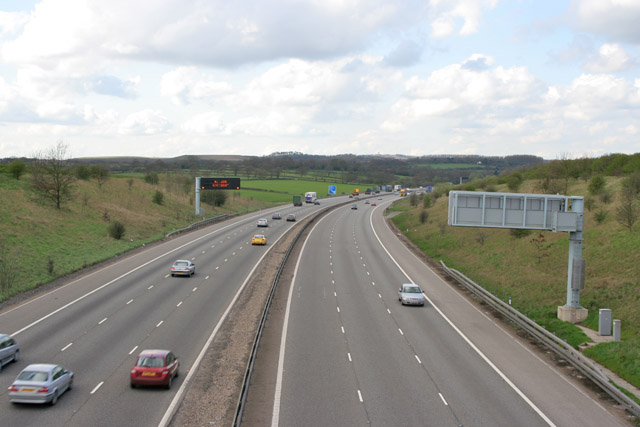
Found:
<box><xmin>390</xmin><ymin>178</ymin><xmax>640</xmax><ymax>387</ymax></box>
<box><xmin>584</xmin><ymin>342</ymin><xmax>640</xmax><ymax>391</ymax></box>
<box><xmin>0</xmin><ymin>173</ymin><xmax>374</xmax><ymax>303</ymax></box>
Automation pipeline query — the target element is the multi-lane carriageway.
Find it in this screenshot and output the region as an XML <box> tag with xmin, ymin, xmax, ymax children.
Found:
<box><xmin>0</xmin><ymin>194</ymin><xmax>628</xmax><ymax>427</ymax></box>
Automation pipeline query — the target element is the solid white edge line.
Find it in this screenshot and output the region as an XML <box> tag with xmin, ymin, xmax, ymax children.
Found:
<box><xmin>368</xmin><ymin>209</ymin><xmax>557</xmax><ymax>427</ymax></box>
<box><xmin>271</xmin><ymin>213</ymin><xmax>329</xmax><ymax>427</ymax></box>
<box><xmin>158</xmin><ymin>216</ymin><xmax>296</xmax><ymax>427</ymax></box>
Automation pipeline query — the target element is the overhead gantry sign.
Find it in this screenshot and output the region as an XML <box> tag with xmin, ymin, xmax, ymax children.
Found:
<box><xmin>448</xmin><ymin>191</ymin><xmax>587</xmax><ymax>322</ymax></box>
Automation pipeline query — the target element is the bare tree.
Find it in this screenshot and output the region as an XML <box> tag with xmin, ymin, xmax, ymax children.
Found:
<box><xmin>30</xmin><ymin>141</ymin><xmax>77</xmax><ymax>209</ymax></box>
<box><xmin>0</xmin><ymin>240</ymin><xmax>19</xmax><ymax>292</ymax></box>
<box><xmin>90</xmin><ymin>164</ymin><xmax>109</xmax><ymax>189</ymax></box>
<box><xmin>616</xmin><ymin>186</ymin><xmax>639</xmax><ymax>232</ymax></box>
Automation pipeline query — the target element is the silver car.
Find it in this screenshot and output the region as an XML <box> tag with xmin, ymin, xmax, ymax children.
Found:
<box><xmin>171</xmin><ymin>260</ymin><xmax>195</xmax><ymax>277</ymax></box>
<box><xmin>9</xmin><ymin>364</ymin><xmax>73</xmax><ymax>405</ymax></box>
<box><xmin>398</xmin><ymin>284</ymin><xmax>425</xmax><ymax>306</ymax></box>
<box><xmin>0</xmin><ymin>334</ymin><xmax>19</xmax><ymax>371</ymax></box>
<box><xmin>257</xmin><ymin>218</ymin><xmax>269</xmax><ymax>227</ymax></box>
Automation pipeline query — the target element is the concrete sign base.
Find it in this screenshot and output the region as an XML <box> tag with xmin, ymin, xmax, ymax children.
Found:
<box><xmin>558</xmin><ymin>305</ymin><xmax>588</xmax><ymax>323</ymax></box>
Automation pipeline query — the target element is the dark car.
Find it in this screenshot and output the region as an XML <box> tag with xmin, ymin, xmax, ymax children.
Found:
<box><xmin>351</xmin><ymin>205</ymin><xmax>358</xmax><ymax>210</ymax></box>
<box><xmin>171</xmin><ymin>260</ymin><xmax>195</xmax><ymax>277</ymax></box>
<box><xmin>313</xmin><ymin>200</ymin><xmax>320</xmax><ymax>205</ymax></box>
<box><xmin>130</xmin><ymin>349</ymin><xmax>179</xmax><ymax>389</ymax></box>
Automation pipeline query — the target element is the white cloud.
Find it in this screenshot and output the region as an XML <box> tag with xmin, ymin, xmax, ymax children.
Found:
<box><xmin>383</xmin><ymin>54</ymin><xmax>538</xmax><ymax>131</ymax></box>
<box><xmin>570</xmin><ymin>0</ymin><xmax>640</xmax><ymax>44</ymax></box>
<box><xmin>429</xmin><ymin>0</ymin><xmax>498</xmax><ymax>38</ymax></box>
<box><xmin>161</xmin><ymin>67</ymin><xmax>232</xmax><ymax>106</ymax></box>
<box><xmin>119</xmin><ymin>109</ymin><xmax>171</xmax><ymax>135</ymax></box>
<box><xmin>584</xmin><ymin>43</ymin><xmax>633</xmax><ymax>73</ymax></box>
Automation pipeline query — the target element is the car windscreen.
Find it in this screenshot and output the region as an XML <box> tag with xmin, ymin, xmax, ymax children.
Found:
<box><xmin>174</xmin><ymin>262</ymin><xmax>188</xmax><ymax>266</ymax></box>
<box><xmin>17</xmin><ymin>371</ymin><xmax>49</xmax><ymax>382</ymax></box>
<box><xmin>137</xmin><ymin>356</ymin><xmax>165</xmax><ymax>367</ymax></box>
<box><xmin>404</xmin><ymin>287</ymin><xmax>421</xmax><ymax>293</ymax></box>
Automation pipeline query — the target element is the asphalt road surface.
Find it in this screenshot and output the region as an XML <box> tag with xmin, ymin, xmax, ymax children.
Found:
<box><xmin>258</xmin><ymin>197</ymin><xmax>626</xmax><ymax>427</ymax></box>
<box><xmin>0</xmin><ymin>197</ymin><xmax>343</xmax><ymax>427</ymax></box>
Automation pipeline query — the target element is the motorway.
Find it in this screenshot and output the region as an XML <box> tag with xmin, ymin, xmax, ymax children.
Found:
<box><xmin>263</xmin><ymin>197</ymin><xmax>626</xmax><ymax>426</ymax></box>
<box><xmin>0</xmin><ymin>197</ymin><xmax>335</xmax><ymax>427</ymax></box>
<box><xmin>0</xmin><ymin>193</ymin><xmax>628</xmax><ymax>427</ymax></box>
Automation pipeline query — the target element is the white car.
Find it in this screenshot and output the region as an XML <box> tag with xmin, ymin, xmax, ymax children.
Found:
<box><xmin>257</xmin><ymin>218</ymin><xmax>269</xmax><ymax>227</ymax></box>
<box><xmin>9</xmin><ymin>364</ymin><xmax>74</xmax><ymax>405</ymax></box>
<box><xmin>0</xmin><ymin>334</ymin><xmax>19</xmax><ymax>371</ymax></box>
<box><xmin>398</xmin><ymin>284</ymin><xmax>425</xmax><ymax>306</ymax></box>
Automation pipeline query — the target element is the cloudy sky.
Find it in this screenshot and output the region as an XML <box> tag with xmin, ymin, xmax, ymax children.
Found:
<box><xmin>0</xmin><ymin>0</ymin><xmax>639</xmax><ymax>159</ymax></box>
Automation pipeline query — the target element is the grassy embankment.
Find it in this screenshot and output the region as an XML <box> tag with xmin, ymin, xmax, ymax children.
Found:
<box><xmin>390</xmin><ymin>178</ymin><xmax>640</xmax><ymax>391</ymax></box>
<box><xmin>0</xmin><ymin>173</ymin><xmax>368</xmax><ymax>303</ymax></box>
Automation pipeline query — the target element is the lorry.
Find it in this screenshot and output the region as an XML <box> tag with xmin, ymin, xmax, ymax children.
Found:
<box><xmin>304</xmin><ymin>192</ymin><xmax>317</xmax><ymax>203</ymax></box>
<box><xmin>293</xmin><ymin>195</ymin><xmax>303</xmax><ymax>206</ymax></box>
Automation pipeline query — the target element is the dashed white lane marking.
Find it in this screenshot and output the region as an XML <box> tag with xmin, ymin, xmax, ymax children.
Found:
<box><xmin>216</xmin><ymin>266</ymin><xmax>220</xmax><ymax>270</ymax></box>
<box><xmin>61</xmin><ymin>343</ymin><xmax>73</xmax><ymax>351</ymax></box>
<box><xmin>91</xmin><ymin>382</ymin><xmax>104</xmax><ymax>394</ymax></box>
<box><xmin>192</xmin><ymin>287</ymin><xmax>197</xmax><ymax>292</ymax></box>
<box><xmin>148</xmin><ymin>285</ymin><xmax>154</xmax><ymax>290</ymax></box>
<box><xmin>348</xmin><ymin>353</ymin><xmax>352</xmax><ymax>362</ymax></box>
<box><xmin>156</xmin><ymin>321</ymin><xmax>163</xmax><ymax>327</ymax></box>
<box><xmin>334</xmin><ymin>292</ymin><xmax>337</xmax><ymax>297</ymax></box>
<box><xmin>439</xmin><ymin>393</ymin><xmax>448</xmax><ymax>405</ymax></box>
<box><xmin>337</xmin><ymin>307</ymin><xmax>340</xmax><ymax>313</ymax></box>
<box><xmin>177</xmin><ymin>301</ymin><xmax>183</xmax><ymax>307</ymax></box>
<box><xmin>98</xmin><ymin>318</ymin><xmax>107</xmax><ymax>325</ymax></box>
<box><xmin>129</xmin><ymin>345</ymin><xmax>138</xmax><ymax>355</ymax></box>
<box><xmin>205</xmin><ymin>276</ymin><xmax>210</xmax><ymax>280</ymax></box>
<box><xmin>369</xmin><ymin>210</ymin><xmax>557</xmax><ymax>427</ymax></box>
<box><xmin>387</xmin><ymin>309</ymin><xmax>391</xmax><ymax>314</ymax></box>
<box><xmin>341</xmin><ymin>327</ymin><xmax>345</xmax><ymax>334</ymax></box>
<box><xmin>202</xmin><ymin>251</ymin><xmax>206</xmax><ymax>254</ymax></box>
<box><xmin>415</xmin><ymin>355</ymin><xmax>422</xmax><ymax>364</ymax></box>
<box><xmin>398</xmin><ymin>328</ymin><xmax>404</xmax><ymax>335</ymax></box>
<box><xmin>127</xmin><ymin>299</ymin><xmax>133</xmax><ymax>305</ymax></box>
<box><xmin>357</xmin><ymin>390</ymin><xmax>363</xmax><ymax>403</ymax></box>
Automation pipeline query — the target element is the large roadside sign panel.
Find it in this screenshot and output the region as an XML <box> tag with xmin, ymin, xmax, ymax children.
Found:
<box><xmin>448</xmin><ymin>190</ymin><xmax>579</xmax><ymax>232</ymax></box>
<box><xmin>200</xmin><ymin>177</ymin><xmax>241</xmax><ymax>190</ymax></box>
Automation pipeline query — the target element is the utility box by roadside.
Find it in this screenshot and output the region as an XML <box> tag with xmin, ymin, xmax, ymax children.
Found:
<box><xmin>613</xmin><ymin>319</ymin><xmax>621</xmax><ymax>341</ymax></box>
<box><xmin>599</xmin><ymin>309</ymin><xmax>612</xmax><ymax>336</ymax></box>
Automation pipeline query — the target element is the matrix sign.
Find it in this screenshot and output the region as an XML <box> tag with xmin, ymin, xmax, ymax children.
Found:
<box><xmin>200</xmin><ymin>177</ymin><xmax>241</xmax><ymax>190</ymax></box>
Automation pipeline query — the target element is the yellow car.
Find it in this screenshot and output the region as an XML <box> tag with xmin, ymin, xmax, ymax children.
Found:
<box><xmin>252</xmin><ymin>234</ymin><xmax>266</xmax><ymax>245</ymax></box>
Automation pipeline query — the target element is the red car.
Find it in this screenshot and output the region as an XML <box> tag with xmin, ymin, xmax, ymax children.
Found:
<box><xmin>130</xmin><ymin>349</ymin><xmax>179</xmax><ymax>389</ymax></box>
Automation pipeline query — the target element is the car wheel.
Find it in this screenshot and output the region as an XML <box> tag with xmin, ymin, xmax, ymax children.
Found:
<box><xmin>130</xmin><ymin>383</ymin><xmax>136</xmax><ymax>389</ymax></box>
<box><xmin>67</xmin><ymin>378</ymin><xmax>73</xmax><ymax>391</ymax></box>
<box><xmin>175</xmin><ymin>367</ymin><xmax>179</xmax><ymax>378</ymax></box>
<box><xmin>13</xmin><ymin>350</ymin><xmax>19</xmax><ymax>363</ymax></box>
<box><xmin>50</xmin><ymin>391</ymin><xmax>58</xmax><ymax>406</ymax></box>
<box><xmin>166</xmin><ymin>375</ymin><xmax>173</xmax><ymax>389</ymax></box>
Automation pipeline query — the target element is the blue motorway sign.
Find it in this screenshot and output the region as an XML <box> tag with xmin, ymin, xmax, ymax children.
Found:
<box><xmin>328</xmin><ymin>185</ymin><xmax>337</xmax><ymax>195</ymax></box>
